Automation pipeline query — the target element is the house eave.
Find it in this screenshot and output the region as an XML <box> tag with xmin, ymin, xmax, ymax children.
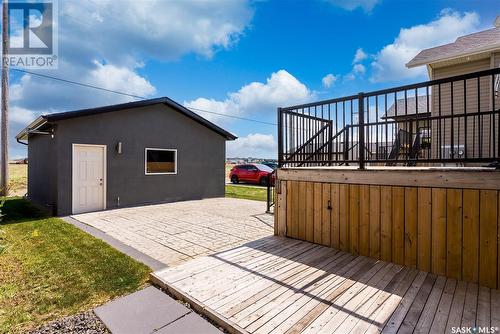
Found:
<box><xmin>15</xmin><ymin>116</ymin><xmax>48</xmax><ymax>141</ymax></box>
<box><xmin>406</xmin><ymin>43</ymin><xmax>500</xmax><ymax>68</ymax></box>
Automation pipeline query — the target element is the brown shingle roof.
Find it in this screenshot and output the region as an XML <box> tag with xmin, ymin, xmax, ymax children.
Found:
<box><xmin>382</xmin><ymin>96</ymin><xmax>431</xmax><ymax>119</ymax></box>
<box><xmin>406</xmin><ymin>26</ymin><xmax>500</xmax><ymax>68</ymax></box>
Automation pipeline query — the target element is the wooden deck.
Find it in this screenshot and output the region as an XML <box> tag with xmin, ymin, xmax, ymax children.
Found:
<box><xmin>151</xmin><ymin>236</ymin><xmax>500</xmax><ymax>334</ymax></box>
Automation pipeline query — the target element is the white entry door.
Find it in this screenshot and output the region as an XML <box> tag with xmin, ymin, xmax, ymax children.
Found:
<box><xmin>72</xmin><ymin>144</ymin><xmax>106</xmax><ymax>214</ymax></box>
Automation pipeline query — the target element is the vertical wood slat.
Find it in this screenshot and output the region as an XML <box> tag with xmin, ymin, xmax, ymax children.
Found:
<box><xmin>285</xmin><ymin>181</ymin><xmax>292</xmax><ymax>237</ymax></box>
<box><xmin>392</xmin><ymin>187</ymin><xmax>405</xmax><ymax>265</ymax></box>
<box><xmin>417</xmin><ymin>188</ymin><xmax>432</xmax><ymax>272</ymax></box>
<box><xmin>432</xmin><ymin>188</ymin><xmax>447</xmax><ymax>276</ymax></box>
<box><xmin>359</xmin><ymin>185</ymin><xmax>370</xmax><ymax>257</ymax></box>
<box><xmin>447</xmin><ymin>188</ymin><xmax>463</xmax><ymax>280</ymax></box>
<box><xmin>369</xmin><ymin>185</ymin><xmax>381</xmax><ymax>259</ymax></box>
<box><xmin>462</xmin><ymin>189</ymin><xmax>479</xmax><ymax>283</ymax></box>
<box><xmin>479</xmin><ymin>190</ymin><xmax>498</xmax><ymax>289</ymax></box>
<box><xmin>330</xmin><ymin>183</ymin><xmax>340</xmax><ymax>249</ymax></box>
<box><xmin>321</xmin><ymin>183</ymin><xmax>331</xmax><ymax>247</ymax></box>
<box><xmin>305</xmin><ymin>182</ymin><xmax>314</xmax><ymax>242</ymax></box>
<box><xmin>404</xmin><ymin>187</ymin><xmax>418</xmax><ymax>268</ymax></box>
<box><xmin>349</xmin><ymin>184</ymin><xmax>360</xmax><ymax>255</ymax></box>
<box><xmin>339</xmin><ymin>184</ymin><xmax>349</xmax><ymax>252</ymax></box>
<box><xmin>313</xmin><ymin>182</ymin><xmax>322</xmax><ymax>244</ymax></box>
<box><xmin>380</xmin><ymin>186</ymin><xmax>392</xmax><ymax>262</ymax></box>
<box><xmin>276</xmin><ymin>180</ymin><xmax>288</xmax><ymax>237</ymax></box>
<box><xmin>298</xmin><ymin>181</ymin><xmax>306</xmax><ymax>240</ymax></box>
<box><xmin>290</xmin><ymin>181</ymin><xmax>299</xmax><ymax>239</ymax></box>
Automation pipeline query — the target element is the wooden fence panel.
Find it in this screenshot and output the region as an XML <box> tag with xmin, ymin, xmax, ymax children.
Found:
<box><xmin>392</xmin><ymin>187</ymin><xmax>405</xmax><ymax>265</ymax></box>
<box><xmin>298</xmin><ymin>181</ymin><xmax>306</xmax><ymax>240</ymax></box>
<box><xmin>431</xmin><ymin>188</ymin><xmax>447</xmax><ymax>276</ymax></box>
<box><xmin>349</xmin><ymin>185</ymin><xmax>360</xmax><ymax>255</ymax></box>
<box><xmin>479</xmin><ymin>190</ymin><xmax>497</xmax><ymax>288</ymax></box>
<box><xmin>313</xmin><ymin>182</ymin><xmax>322</xmax><ymax>244</ymax></box>
<box><xmin>305</xmin><ymin>182</ymin><xmax>314</xmax><ymax>242</ymax></box>
<box><xmin>339</xmin><ymin>184</ymin><xmax>349</xmax><ymax>252</ymax></box>
<box><xmin>462</xmin><ymin>189</ymin><xmax>479</xmax><ymax>283</ymax></box>
<box><xmin>330</xmin><ymin>183</ymin><xmax>340</xmax><ymax>249</ymax></box>
<box><xmin>359</xmin><ymin>185</ymin><xmax>370</xmax><ymax>257</ymax></box>
<box><xmin>404</xmin><ymin>187</ymin><xmax>418</xmax><ymax>268</ymax></box>
<box><xmin>369</xmin><ymin>185</ymin><xmax>381</xmax><ymax>259</ymax></box>
<box><xmin>446</xmin><ymin>188</ymin><xmax>463</xmax><ymax>280</ymax></box>
<box><xmin>380</xmin><ymin>186</ymin><xmax>392</xmax><ymax>262</ymax></box>
<box><xmin>417</xmin><ymin>187</ymin><xmax>432</xmax><ymax>272</ymax></box>
<box><xmin>321</xmin><ymin>183</ymin><xmax>331</xmax><ymax>247</ymax></box>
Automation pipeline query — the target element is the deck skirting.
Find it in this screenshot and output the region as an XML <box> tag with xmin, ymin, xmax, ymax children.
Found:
<box><xmin>275</xmin><ymin>168</ymin><xmax>500</xmax><ymax>289</ymax></box>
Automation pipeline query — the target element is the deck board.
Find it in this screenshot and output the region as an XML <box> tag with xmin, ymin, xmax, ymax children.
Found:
<box><xmin>151</xmin><ymin>236</ymin><xmax>500</xmax><ymax>334</ymax></box>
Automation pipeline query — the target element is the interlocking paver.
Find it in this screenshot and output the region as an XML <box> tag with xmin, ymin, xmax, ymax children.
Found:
<box><xmin>72</xmin><ymin>198</ymin><xmax>274</xmax><ymax>266</ymax></box>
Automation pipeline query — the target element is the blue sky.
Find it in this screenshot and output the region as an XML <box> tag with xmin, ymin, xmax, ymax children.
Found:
<box><xmin>7</xmin><ymin>0</ymin><xmax>499</xmax><ymax>158</ymax></box>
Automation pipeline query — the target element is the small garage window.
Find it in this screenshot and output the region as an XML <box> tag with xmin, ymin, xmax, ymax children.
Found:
<box><xmin>145</xmin><ymin>148</ymin><xmax>177</xmax><ymax>175</ymax></box>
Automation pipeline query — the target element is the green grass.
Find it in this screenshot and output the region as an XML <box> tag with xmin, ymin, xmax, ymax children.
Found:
<box><xmin>225</xmin><ymin>185</ymin><xmax>267</xmax><ymax>202</ymax></box>
<box><xmin>8</xmin><ymin>164</ymin><xmax>27</xmax><ymax>196</ymax></box>
<box><xmin>0</xmin><ymin>198</ymin><xmax>150</xmax><ymax>333</ymax></box>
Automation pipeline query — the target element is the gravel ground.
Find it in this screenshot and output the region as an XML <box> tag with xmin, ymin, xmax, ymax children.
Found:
<box><xmin>29</xmin><ymin>311</ymin><xmax>109</xmax><ymax>334</ymax></box>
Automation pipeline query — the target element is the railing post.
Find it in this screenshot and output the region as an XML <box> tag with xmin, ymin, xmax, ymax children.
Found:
<box><xmin>327</xmin><ymin>120</ymin><xmax>333</xmax><ymax>166</ymax></box>
<box><xmin>277</xmin><ymin>107</ymin><xmax>283</xmax><ymax>168</ymax></box>
<box><xmin>266</xmin><ymin>171</ymin><xmax>275</xmax><ymax>214</ymax></box>
<box><xmin>266</xmin><ymin>175</ymin><xmax>271</xmax><ymax>213</ymax></box>
<box><xmin>358</xmin><ymin>92</ymin><xmax>365</xmax><ymax>169</ymax></box>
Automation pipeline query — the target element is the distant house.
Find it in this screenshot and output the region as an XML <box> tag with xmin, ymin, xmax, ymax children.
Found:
<box><xmin>16</xmin><ymin>97</ymin><xmax>236</xmax><ymax>215</ymax></box>
<box><xmin>382</xmin><ymin>96</ymin><xmax>432</xmax><ymax>161</ymax></box>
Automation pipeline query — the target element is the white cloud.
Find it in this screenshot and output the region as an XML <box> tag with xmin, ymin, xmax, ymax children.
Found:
<box><xmin>353</xmin><ymin>48</ymin><xmax>368</xmax><ymax>63</ymax></box>
<box><xmin>10</xmin><ymin>0</ymin><xmax>254</xmax><ymax>158</ymax></box>
<box><xmin>227</xmin><ymin>133</ymin><xmax>277</xmax><ymax>158</ymax></box>
<box><xmin>370</xmin><ymin>10</ymin><xmax>480</xmax><ymax>82</ymax></box>
<box><xmin>185</xmin><ymin>70</ymin><xmax>313</xmax><ymax>123</ymax></box>
<box><xmin>343</xmin><ymin>73</ymin><xmax>356</xmax><ymax>81</ymax></box>
<box><xmin>325</xmin><ymin>0</ymin><xmax>380</xmax><ymax>12</ymax></box>
<box><xmin>10</xmin><ymin>106</ymin><xmax>35</xmax><ymax>125</ymax></box>
<box><xmin>353</xmin><ymin>63</ymin><xmax>366</xmax><ymax>74</ymax></box>
<box><xmin>88</xmin><ymin>61</ymin><xmax>156</xmax><ymax>97</ymax></box>
<box><xmin>61</xmin><ymin>0</ymin><xmax>254</xmax><ymax>63</ymax></box>
<box><xmin>322</xmin><ymin>73</ymin><xmax>339</xmax><ymax>88</ymax></box>
<box><xmin>10</xmin><ymin>62</ymin><xmax>156</xmax><ymax>112</ymax></box>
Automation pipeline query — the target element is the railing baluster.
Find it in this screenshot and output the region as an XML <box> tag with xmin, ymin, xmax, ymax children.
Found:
<box><xmin>464</xmin><ymin>80</ymin><xmax>467</xmax><ymax>159</ymax></box>
<box><xmin>358</xmin><ymin>93</ymin><xmax>365</xmax><ymax>169</ymax></box>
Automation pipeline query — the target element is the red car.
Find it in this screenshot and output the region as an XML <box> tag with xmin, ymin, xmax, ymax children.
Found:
<box><xmin>229</xmin><ymin>164</ymin><xmax>274</xmax><ymax>186</ymax></box>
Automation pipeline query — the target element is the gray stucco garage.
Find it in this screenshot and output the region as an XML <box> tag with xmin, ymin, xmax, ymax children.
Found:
<box><xmin>16</xmin><ymin>97</ymin><xmax>236</xmax><ymax>216</ymax></box>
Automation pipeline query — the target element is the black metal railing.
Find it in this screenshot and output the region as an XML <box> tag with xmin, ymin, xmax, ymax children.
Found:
<box><xmin>278</xmin><ymin>68</ymin><xmax>500</xmax><ymax>168</ymax></box>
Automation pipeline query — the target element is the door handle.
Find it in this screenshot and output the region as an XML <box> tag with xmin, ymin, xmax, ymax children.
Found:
<box><xmin>99</xmin><ymin>178</ymin><xmax>103</xmax><ymax>186</ymax></box>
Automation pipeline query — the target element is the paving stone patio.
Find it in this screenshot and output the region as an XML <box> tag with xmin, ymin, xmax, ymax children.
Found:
<box><xmin>72</xmin><ymin>198</ymin><xmax>274</xmax><ymax>266</ymax></box>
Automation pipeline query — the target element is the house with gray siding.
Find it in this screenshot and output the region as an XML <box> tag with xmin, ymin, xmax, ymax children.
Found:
<box><xmin>15</xmin><ymin>97</ymin><xmax>236</xmax><ymax>216</ymax></box>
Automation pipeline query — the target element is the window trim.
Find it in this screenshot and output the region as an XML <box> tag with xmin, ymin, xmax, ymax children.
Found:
<box><xmin>144</xmin><ymin>148</ymin><xmax>177</xmax><ymax>175</ymax></box>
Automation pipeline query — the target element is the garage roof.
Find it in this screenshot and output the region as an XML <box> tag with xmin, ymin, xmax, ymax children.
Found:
<box><xmin>16</xmin><ymin>97</ymin><xmax>237</xmax><ymax>141</ymax></box>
